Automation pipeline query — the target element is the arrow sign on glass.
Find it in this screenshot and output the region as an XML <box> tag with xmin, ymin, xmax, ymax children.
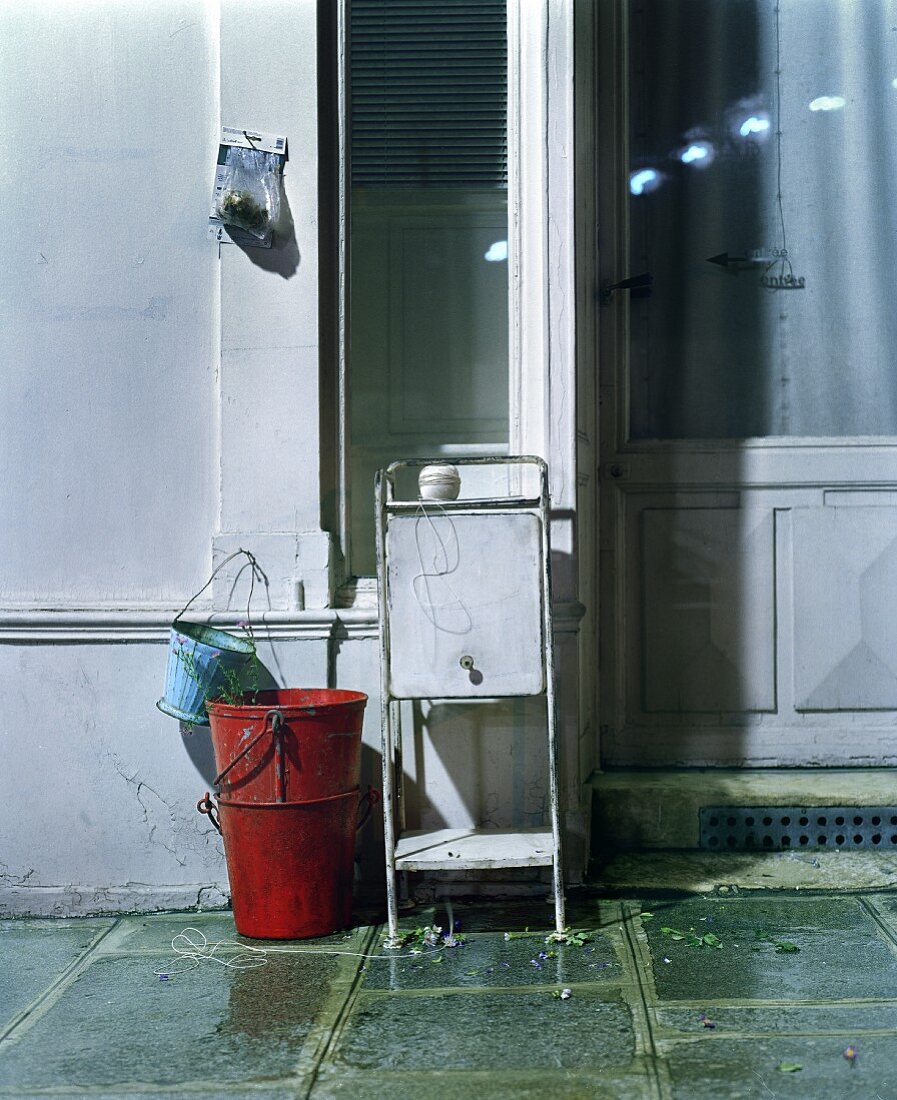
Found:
<box><xmin>706</xmin><ymin>251</ymin><xmax>770</xmax><ymax>271</ymax></box>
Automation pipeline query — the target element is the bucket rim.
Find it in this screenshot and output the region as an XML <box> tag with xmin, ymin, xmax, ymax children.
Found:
<box><xmin>156</xmin><ymin>698</ymin><xmax>210</xmax><ymax>725</ymax></box>
<box><xmin>206</xmin><ymin>688</ymin><xmax>368</xmax><ymax>717</ymax></box>
<box><xmin>170</xmin><ymin>620</ymin><xmax>255</xmax><ymax>656</ymax></box>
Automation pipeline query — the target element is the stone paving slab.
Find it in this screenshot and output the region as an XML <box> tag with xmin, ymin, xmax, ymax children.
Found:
<box><xmin>361</xmin><ymin>932</ymin><xmax>622</xmax><ymax>991</ymax></box>
<box><xmin>1</xmin><ymin>1090</ymin><xmax>306</xmax><ymax>1100</ymax></box>
<box><xmin>863</xmin><ymin>892</ymin><xmax>897</xmax><ymax>931</ymax></box>
<box><xmin>395</xmin><ymin>894</ymin><xmax>619</xmax><ymax>935</ymax></box>
<box><xmin>107</xmin><ymin>912</ymin><xmax>367</xmax><ymax>955</ymax></box>
<box><xmin>655</xmin><ymin>1001</ymin><xmax>897</xmax><ymax>1035</ymax></box>
<box><xmin>641</xmin><ymin>895</ymin><xmax>897</xmax><ymax>1002</ymax></box>
<box><xmin>310</xmin><ymin>1066</ymin><xmax>656</xmax><ymax>1100</ymax></box>
<box><xmin>666</xmin><ymin>1034</ymin><xmax>897</xmax><ymax>1099</ymax></box>
<box><xmin>0</xmin><ymin>919</ymin><xmax>114</xmax><ymax>1033</ymax></box>
<box><xmin>331</xmin><ymin>988</ymin><xmax>636</xmax><ymax>1073</ymax></box>
<box><xmin>0</xmin><ymin>952</ymin><xmax>335</xmax><ymax>1092</ymax></box>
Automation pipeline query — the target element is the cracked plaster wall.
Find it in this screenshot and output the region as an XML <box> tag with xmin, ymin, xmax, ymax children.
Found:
<box><xmin>0</xmin><ymin>635</ymin><xmax>359</xmax><ymax>917</ymax></box>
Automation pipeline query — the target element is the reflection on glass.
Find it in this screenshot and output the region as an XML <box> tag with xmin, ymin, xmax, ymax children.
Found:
<box><xmin>348</xmin><ymin>0</ymin><xmax>509</xmax><ymax>575</ymax></box>
<box><xmin>739</xmin><ymin>114</ymin><xmax>770</xmax><ymax>136</ymax></box>
<box><xmin>808</xmin><ymin>95</ymin><xmax>845</xmax><ymax>111</ymax></box>
<box><xmin>680</xmin><ymin>142</ymin><xmax>714</xmax><ymax>165</ymax></box>
<box><xmin>628</xmin><ymin>0</ymin><xmax>897</xmax><ymax>440</ymax></box>
<box><xmin>630</xmin><ymin>168</ymin><xmax>662</xmax><ymax>195</ymax></box>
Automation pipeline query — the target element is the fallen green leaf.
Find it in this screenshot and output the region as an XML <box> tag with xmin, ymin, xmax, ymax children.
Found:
<box><xmin>639</xmin><ymin>911</ymin><xmax>655</xmax><ymax>922</ymax></box>
<box><xmin>565</xmin><ymin>930</ymin><xmax>592</xmax><ymax>946</ymax></box>
<box><xmin>661</xmin><ymin>925</ymin><xmax>724</xmax><ymax>950</ymax></box>
<box><xmin>777</xmin><ymin>1062</ymin><xmax>802</xmax><ymax>1073</ymax></box>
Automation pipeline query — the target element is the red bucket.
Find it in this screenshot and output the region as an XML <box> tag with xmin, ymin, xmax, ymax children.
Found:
<box><xmin>206</xmin><ymin>689</ymin><xmax>367</xmax><ymax>804</ymax></box>
<box><xmin>198</xmin><ymin>786</ymin><xmax>378</xmax><ymax>939</ymax></box>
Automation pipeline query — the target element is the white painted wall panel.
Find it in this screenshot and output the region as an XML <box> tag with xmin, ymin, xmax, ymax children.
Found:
<box><xmin>218</xmin><ymin>0</ymin><xmax>322</xmax><ymax>537</ymax></box>
<box><xmin>794</xmin><ymin>505</ymin><xmax>897</xmax><ymax>711</ymax></box>
<box><xmin>641</xmin><ymin>507</ymin><xmax>776</xmax><ymax>713</ymax></box>
<box><xmin>0</xmin><ymin>2</ymin><xmax>219</xmax><ymax>604</ymax></box>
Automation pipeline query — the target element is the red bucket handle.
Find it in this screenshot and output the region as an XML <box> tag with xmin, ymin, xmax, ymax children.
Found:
<box><xmin>197</xmin><ymin>785</ymin><xmax>379</xmax><ymax>834</ymax></box>
<box><xmin>197</xmin><ymin>792</ymin><xmax>221</xmax><ymax>833</ymax></box>
<box><xmin>357</xmin><ymin>785</ymin><xmax>380</xmax><ymax>831</ymax></box>
<box><xmin>213</xmin><ymin>708</ymin><xmax>285</xmax><ymax>796</ymax></box>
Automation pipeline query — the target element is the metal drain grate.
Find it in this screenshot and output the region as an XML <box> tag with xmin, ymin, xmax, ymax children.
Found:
<box><xmin>699</xmin><ymin>806</ymin><xmax>897</xmax><ymax>851</ymax></box>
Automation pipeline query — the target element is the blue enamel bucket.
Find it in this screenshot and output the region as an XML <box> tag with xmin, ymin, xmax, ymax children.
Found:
<box><xmin>157</xmin><ymin>621</ymin><xmax>255</xmax><ymax>725</ymax></box>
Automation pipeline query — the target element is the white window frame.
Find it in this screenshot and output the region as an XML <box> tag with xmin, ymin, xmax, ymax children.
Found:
<box><xmin>335</xmin><ymin>0</ymin><xmax>585</xmax><ymax>588</ymax></box>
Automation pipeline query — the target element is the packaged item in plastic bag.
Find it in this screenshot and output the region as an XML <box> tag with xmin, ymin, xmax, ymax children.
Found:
<box><xmin>216</xmin><ymin>147</ymin><xmax>281</xmax><ymax>239</ymax></box>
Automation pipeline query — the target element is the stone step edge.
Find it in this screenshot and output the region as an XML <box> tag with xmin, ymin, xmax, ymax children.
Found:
<box><xmin>589</xmin><ymin>769</ymin><xmax>897</xmax><ymax>849</ymax></box>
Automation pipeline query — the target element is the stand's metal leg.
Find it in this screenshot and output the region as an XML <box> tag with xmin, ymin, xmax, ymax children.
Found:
<box><xmin>376</xmin><ymin>469</ymin><xmax>402</xmax><ymax>948</ymax></box>
<box><xmin>552</xmin><ymin>850</ymin><xmax>567</xmax><ymax>934</ymax></box>
<box><xmin>542</xmin><ymin>465</ymin><xmax>567</xmax><ymax>936</ymax></box>
<box><xmin>382</xmin><ymin>697</ymin><xmax>400</xmax><ymax>945</ymax></box>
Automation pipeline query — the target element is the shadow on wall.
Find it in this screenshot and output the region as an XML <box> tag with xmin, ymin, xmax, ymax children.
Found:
<box><xmin>177</xmin><ymin>656</ymin><xmax>280</xmax><ymax>787</ymax></box>
<box><xmin>229</xmin><ymin>187</ymin><xmax>300</xmax><ymax>279</ymax></box>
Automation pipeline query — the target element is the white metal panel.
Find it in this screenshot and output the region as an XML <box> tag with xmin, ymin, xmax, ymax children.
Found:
<box><xmin>386</xmin><ymin>511</ymin><xmax>544</xmax><ymax>698</ymax></box>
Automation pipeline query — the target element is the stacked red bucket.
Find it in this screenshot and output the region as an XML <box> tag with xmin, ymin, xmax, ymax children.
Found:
<box><xmin>197</xmin><ymin>689</ymin><xmax>371</xmax><ymax>939</ymax></box>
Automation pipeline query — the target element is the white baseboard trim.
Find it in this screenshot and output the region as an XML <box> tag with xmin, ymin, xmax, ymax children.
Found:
<box><xmin>0</xmin><ymin>882</ymin><xmax>230</xmax><ymax>918</ymax></box>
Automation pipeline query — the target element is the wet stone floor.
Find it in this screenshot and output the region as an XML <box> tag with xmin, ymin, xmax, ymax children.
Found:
<box><xmin>2</xmin><ymin>891</ymin><xmax>897</xmax><ymax>1098</ymax></box>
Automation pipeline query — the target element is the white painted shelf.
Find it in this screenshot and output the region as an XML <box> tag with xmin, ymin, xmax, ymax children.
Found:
<box><xmin>394</xmin><ymin>827</ymin><xmax>554</xmax><ymax>871</ymax></box>
<box><xmin>385</xmin><ymin>497</ymin><xmax>539</xmax><ymax>512</ymax></box>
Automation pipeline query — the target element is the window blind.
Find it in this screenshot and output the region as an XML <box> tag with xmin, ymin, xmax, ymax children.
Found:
<box><xmin>349</xmin><ymin>0</ymin><xmax>508</xmax><ymax>189</ymax></box>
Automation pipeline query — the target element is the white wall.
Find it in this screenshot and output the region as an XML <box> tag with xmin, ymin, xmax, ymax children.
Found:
<box><xmin>0</xmin><ymin>1</ymin><xmax>219</xmax><ymax>604</ymax></box>
<box><xmin>0</xmin><ymin>0</ymin><xmax>339</xmax><ymax>915</ymax></box>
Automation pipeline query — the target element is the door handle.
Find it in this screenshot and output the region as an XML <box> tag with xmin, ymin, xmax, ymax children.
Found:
<box><xmin>600</xmin><ymin>272</ymin><xmax>653</xmax><ymax>304</ymax></box>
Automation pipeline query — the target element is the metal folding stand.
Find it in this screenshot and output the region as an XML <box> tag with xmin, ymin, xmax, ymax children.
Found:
<box><xmin>375</xmin><ymin>455</ymin><xmax>566</xmax><ymax>946</ymax></box>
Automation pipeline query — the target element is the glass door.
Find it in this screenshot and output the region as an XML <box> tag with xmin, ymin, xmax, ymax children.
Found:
<box><xmin>600</xmin><ymin>0</ymin><xmax>897</xmax><ymax>768</ymax></box>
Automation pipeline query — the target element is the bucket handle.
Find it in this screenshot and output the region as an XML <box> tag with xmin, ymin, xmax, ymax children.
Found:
<box><xmin>197</xmin><ymin>792</ymin><xmax>221</xmax><ymax>834</ymax></box>
<box><xmin>197</xmin><ymin>785</ymin><xmax>379</xmax><ymax>833</ymax></box>
<box><xmin>213</xmin><ymin>709</ymin><xmax>284</xmax><ymax>793</ymax></box>
<box><xmin>357</xmin><ymin>785</ymin><xmax>380</xmax><ymax>831</ymax></box>
<box><xmin>173</xmin><ymin>548</ymin><xmax>264</xmax><ymax>644</ymax></box>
